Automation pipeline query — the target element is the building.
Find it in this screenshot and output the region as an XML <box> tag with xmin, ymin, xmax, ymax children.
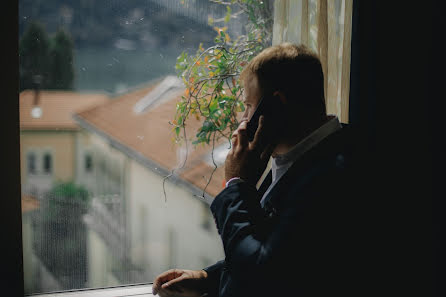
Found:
<box><xmin>19</xmin><ymin>89</ymin><xmax>110</xmax><ymax>294</ymax></box>
<box><xmin>74</xmin><ymin>76</ymin><xmax>226</xmax><ymax>286</ymax></box>
<box><xmin>19</xmin><ymin>90</ymin><xmax>109</xmax><ymax>195</ymax></box>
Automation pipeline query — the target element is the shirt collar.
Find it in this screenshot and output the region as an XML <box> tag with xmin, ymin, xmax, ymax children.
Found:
<box><xmin>273</xmin><ymin>115</ymin><xmax>342</xmax><ymax>169</ymax></box>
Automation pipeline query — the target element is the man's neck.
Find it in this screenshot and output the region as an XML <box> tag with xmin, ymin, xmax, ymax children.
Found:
<box><xmin>272</xmin><ymin>115</ymin><xmax>330</xmax><ymax>156</ymax></box>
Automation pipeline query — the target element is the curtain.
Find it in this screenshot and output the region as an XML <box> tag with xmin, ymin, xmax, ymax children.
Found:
<box><xmin>272</xmin><ymin>0</ymin><xmax>353</xmax><ymax>123</ymax></box>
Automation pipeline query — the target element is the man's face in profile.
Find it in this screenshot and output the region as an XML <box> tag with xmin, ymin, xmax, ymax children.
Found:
<box><xmin>241</xmin><ymin>75</ymin><xmax>262</xmax><ymax>123</ymax></box>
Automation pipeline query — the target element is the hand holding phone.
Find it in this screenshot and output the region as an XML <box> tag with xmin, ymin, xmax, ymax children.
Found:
<box><xmin>246</xmin><ymin>94</ymin><xmax>277</xmax><ymax>141</ymax></box>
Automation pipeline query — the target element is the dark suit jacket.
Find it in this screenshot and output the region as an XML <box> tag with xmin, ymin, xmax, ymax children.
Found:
<box><xmin>203</xmin><ymin>125</ymin><xmax>362</xmax><ymax>297</ymax></box>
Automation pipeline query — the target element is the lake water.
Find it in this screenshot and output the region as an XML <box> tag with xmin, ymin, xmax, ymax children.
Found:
<box><xmin>73</xmin><ymin>47</ymin><xmax>186</xmax><ymax>94</ymax></box>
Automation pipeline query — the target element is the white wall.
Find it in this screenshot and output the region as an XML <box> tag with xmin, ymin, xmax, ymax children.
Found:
<box><xmin>76</xmin><ymin>131</ymin><xmax>126</xmax><ymax>197</ymax></box>
<box><xmin>127</xmin><ymin>159</ymin><xmax>225</xmax><ymax>281</ymax></box>
<box><xmin>80</xmin><ymin>130</ymin><xmax>225</xmax><ymax>285</ymax></box>
<box><xmin>87</xmin><ymin>229</ymin><xmax>120</xmax><ymax>288</ymax></box>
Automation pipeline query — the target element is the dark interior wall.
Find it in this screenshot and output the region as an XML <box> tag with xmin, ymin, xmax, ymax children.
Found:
<box><xmin>2</xmin><ymin>0</ymin><xmax>24</xmax><ymax>296</ymax></box>
<box><xmin>350</xmin><ymin>1</ymin><xmax>445</xmax><ymax>296</ymax></box>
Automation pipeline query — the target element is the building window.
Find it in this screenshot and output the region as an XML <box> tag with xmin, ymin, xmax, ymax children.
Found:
<box><xmin>85</xmin><ymin>154</ymin><xmax>93</xmax><ymax>173</ymax></box>
<box><xmin>43</xmin><ymin>153</ymin><xmax>52</xmax><ymax>174</ymax></box>
<box><xmin>27</xmin><ymin>152</ymin><xmax>37</xmax><ymax>175</ymax></box>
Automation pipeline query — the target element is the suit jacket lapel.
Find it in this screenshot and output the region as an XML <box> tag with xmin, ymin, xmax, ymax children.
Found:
<box><xmin>261</xmin><ymin>157</ymin><xmax>309</xmax><ymax>213</ymax></box>
<box><xmin>260</xmin><ymin>127</ymin><xmax>346</xmax><ymax>213</ymax></box>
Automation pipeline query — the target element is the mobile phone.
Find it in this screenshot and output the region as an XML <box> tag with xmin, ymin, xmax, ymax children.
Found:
<box><xmin>246</xmin><ymin>95</ymin><xmax>275</xmax><ymax>141</ymax></box>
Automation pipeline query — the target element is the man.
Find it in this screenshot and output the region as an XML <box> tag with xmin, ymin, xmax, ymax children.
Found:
<box><xmin>153</xmin><ymin>43</ymin><xmax>358</xmax><ymax>297</ymax></box>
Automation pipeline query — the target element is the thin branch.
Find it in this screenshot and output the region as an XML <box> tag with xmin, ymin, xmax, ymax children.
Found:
<box><xmin>163</xmin><ymin>110</ymin><xmax>190</xmax><ymax>202</ymax></box>
<box><xmin>201</xmin><ymin>130</ymin><xmax>219</xmax><ymax>198</ymax></box>
<box><xmin>209</xmin><ymin>0</ymin><xmax>232</xmax><ymax>5</ymax></box>
<box><xmin>185</xmin><ymin>45</ymin><xmax>231</xmax><ymax>82</ymax></box>
<box><xmin>212</xmin><ymin>10</ymin><xmax>245</xmax><ymax>23</ymax></box>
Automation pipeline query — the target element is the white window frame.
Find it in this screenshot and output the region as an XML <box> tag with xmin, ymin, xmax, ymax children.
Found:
<box><xmin>33</xmin><ymin>284</ymin><xmax>154</xmax><ymax>297</ymax></box>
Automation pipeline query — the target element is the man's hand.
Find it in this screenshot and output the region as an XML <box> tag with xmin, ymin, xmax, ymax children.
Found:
<box><xmin>152</xmin><ymin>269</ymin><xmax>208</xmax><ymax>297</ymax></box>
<box><xmin>225</xmin><ymin>115</ymin><xmax>275</xmax><ymax>186</ymax></box>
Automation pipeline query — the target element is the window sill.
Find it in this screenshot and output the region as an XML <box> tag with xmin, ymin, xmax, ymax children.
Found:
<box><xmin>30</xmin><ymin>283</ymin><xmax>154</xmax><ymax>297</ymax></box>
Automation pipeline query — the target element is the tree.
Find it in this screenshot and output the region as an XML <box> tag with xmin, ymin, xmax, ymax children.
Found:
<box><xmin>19</xmin><ymin>21</ymin><xmax>51</xmax><ymax>91</ymax></box>
<box><xmin>19</xmin><ymin>22</ymin><xmax>75</xmax><ymax>91</ymax></box>
<box><xmin>48</xmin><ymin>29</ymin><xmax>75</xmax><ymax>90</ymax></box>
<box><xmin>33</xmin><ymin>182</ymin><xmax>89</xmax><ymax>290</ymax></box>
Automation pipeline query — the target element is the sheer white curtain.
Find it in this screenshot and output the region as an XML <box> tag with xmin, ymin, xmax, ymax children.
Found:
<box><xmin>272</xmin><ymin>0</ymin><xmax>353</xmax><ymax>123</ymax></box>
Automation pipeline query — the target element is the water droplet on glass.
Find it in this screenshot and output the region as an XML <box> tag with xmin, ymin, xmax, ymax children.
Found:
<box><xmin>140</xmin><ymin>17</ymin><xmax>144</xmax><ymax>21</ymax></box>
<box><xmin>81</xmin><ymin>67</ymin><xmax>86</xmax><ymax>71</ymax></box>
<box><xmin>160</xmin><ymin>54</ymin><xmax>164</xmax><ymax>59</ymax></box>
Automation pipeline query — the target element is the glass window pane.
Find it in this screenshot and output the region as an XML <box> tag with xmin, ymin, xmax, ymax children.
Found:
<box><xmin>43</xmin><ymin>153</ymin><xmax>52</xmax><ymax>174</ymax></box>
<box><xmin>19</xmin><ymin>0</ymin><xmax>273</xmax><ymax>294</ymax></box>
<box><xmin>27</xmin><ymin>153</ymin><xmax>36</xmax><ymax>175</ymax></box>
<box><xmin>84</xmin><ymin>154</ymin><xmax>93</xmax><ymax>173</ymax></box>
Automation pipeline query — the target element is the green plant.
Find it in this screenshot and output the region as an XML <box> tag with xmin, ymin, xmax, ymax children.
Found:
<box><xmin>48</xmin><ymin>181</ymin><xmax>89</xmax><ymax>204</ymax></box>
<box><xmin>165</xmin><ymin>0</ymin><xmax>273</xmax><ymax>198</ymax></box>
<box><xmin>173</xmin><ymin>0</ymin><xmax>273</xmax><ymax>147</ymax></box>
<box><xmin>44</xmin><ymin>181</ymin><xmax>89</xmax><ymax>219</ymax></box>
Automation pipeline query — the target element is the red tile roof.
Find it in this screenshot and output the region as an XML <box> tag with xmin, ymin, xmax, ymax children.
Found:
<box><xmin>20</xmin><ymin>90</ymin><xmax>109</xmax><ymax>131</ymax></box>
<box><xmin>76</xmin><ymin>78</ymin><xmax>229</xmax><ymax>197</ymax></box>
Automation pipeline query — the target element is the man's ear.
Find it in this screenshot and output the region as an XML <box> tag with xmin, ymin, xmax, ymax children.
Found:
<box><xmin>273</xmin><ymin>91</ymin><xmax>287</xmax><ymax>105</ymax></box>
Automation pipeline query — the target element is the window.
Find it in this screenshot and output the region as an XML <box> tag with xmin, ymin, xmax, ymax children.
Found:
<box><xmin>43</xmin><ymin>153</ymin><xmax>52</xmax><ymax>174</ymax></box>
<box><xmin>18</xmin><ymin>0</ymin><xmax>353</xmax><ymax>295</ymax></box>
<box><xmin>27</xmin><ymin>152</ymin><xmax>36</xmax><ymax>175</ymax></box>
<box><xmin>272</xmin><ymin>0</ymin><xmax>353</xmax><ymax>123</ymax></box>
<box><xmin>85</xmin><ymin>154</ymin><xmax>93</xmax><ymax>173</ymax></box>
<box><xmin>19</xmin><ymin>1</ymin><xmax>248</xmax><ymax>294</ymax></box>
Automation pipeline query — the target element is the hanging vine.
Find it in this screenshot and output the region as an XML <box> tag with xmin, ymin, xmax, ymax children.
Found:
<box><xmin>164</xmin><ymin>0</ymin><xmax>273</xmax><ymax>199</ymax></box>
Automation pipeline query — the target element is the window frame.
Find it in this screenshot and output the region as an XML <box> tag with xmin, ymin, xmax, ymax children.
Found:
<box><xmin>5</xmin><ymin>1</ymin><xmax>23</xmax><ymax>294</ymax></box>
<box><xmin>10</xmin><ymin>1</ymin><xmax>446</xmax><ymax>296</ymax></box>
<box><xmin>8</xmin><ymin>1</ymin><xmax>363</xmax><ymax>296</ymax></box>
<box><xmin>27</xmin><ymin>284</ymin><xmax>154</xmax><ymax>297</ymax></box>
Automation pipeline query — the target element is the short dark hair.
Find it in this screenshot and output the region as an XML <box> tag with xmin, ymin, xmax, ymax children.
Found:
<box><xmin>240</xmin><ymin>43</ymin><xmax>326</xmax><ymax>115</ymax></box>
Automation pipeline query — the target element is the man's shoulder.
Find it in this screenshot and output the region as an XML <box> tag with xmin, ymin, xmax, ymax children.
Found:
<box><xmin>279</xmin><ymin>124</ymin><xmax>356</xmax><ymax>199</ymax></box>
<box><xmin>298</xmin><ymin>123</ymin><xmax>354</xmax><ymax>171</ymax></box>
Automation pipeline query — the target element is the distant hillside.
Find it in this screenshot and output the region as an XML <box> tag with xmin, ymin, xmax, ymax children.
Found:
<box><xmin>19</xmin><ymin>0</ymin><xmax>218</xmax><ymax>50</ymax></box>
<box><xmin>18</xmin><ymin>0</ymin><xmax>250</xmax><ymax>93</ymax></box>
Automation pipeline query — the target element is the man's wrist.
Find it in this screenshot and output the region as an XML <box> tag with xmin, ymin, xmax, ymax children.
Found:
<box><xmin>200</xmin><ymin>269</ymin><xmax>208</xmax><ymax>279</ymax></box>
<box><xmin>225</xmin><ymin>177</ymin><xmax>244</xmax><ymax>188</ymax></box>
